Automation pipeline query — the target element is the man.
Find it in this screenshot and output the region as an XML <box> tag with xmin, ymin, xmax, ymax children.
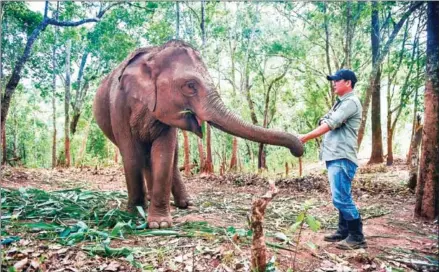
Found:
<box><xmin>299</xmin><ymin>69</ymin><xmax>367</xmax><ymax>250</ymax></box>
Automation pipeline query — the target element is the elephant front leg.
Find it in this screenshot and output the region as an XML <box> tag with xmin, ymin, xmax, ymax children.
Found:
<box><xmin>121</xmin><ymin>149</ymin><xmax>147</xmax><ymax>212</ymax></box>
<box><xmin>149</xmin><ymin>128</ymin><xmax>176</xmax><ymax>229</ymax></box>
<box><xmin>172</xmin><ymin>143</ymin><xmax>193</xmax><ymax>208</ymax></box>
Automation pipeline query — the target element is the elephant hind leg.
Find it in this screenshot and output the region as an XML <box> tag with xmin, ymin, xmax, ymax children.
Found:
<box><xmin>172</xmin><ymin>142</ymin><xmax>193</xmax><ymax>208</ymax></box>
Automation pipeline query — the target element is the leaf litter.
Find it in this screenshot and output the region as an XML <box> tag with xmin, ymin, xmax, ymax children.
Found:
<box><xmin>1</xmin><ymin>163</ymin><xmax>438</xmax><ymax>271</ymax></box>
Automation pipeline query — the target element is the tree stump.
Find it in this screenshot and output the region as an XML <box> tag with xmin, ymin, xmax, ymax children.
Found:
<box><xmin>251</xmin><ymin>181</ymin><xmax>278</xmax><ymax>272</ymax></box>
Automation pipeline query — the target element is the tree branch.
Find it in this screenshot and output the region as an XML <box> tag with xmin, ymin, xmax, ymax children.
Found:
<box><xmin>46</xmin><ymin>17</ymin><xmax>99</xmax><ymax>27</ymax></box>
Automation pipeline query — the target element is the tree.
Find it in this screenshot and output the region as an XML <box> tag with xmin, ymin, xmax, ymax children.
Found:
<box><xmin>1</xmin><ymin>1</ymin><xmax>121</xmax><ymax>164</ymax></box>
<box><xmin>368</xmin><ymin>1</ymin><xmax>384</xmax><ymax>164</ymax></box>
<box><xmin>386</xmin><ymin>19</ymin><xmax>424</xmax><ymax>166</ymax></box>
<box><xmin>357</xmin><ymin>2</ymin><xmax>424</xmax><ymax>149</ymax></box>
<box><xmin>415</xmin><ymin>1</ymin><xmax>439</xmax><ymax>220</ymax></box>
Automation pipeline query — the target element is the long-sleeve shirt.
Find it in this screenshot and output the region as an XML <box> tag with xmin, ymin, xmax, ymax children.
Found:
<box><xmin>320</xmin><ymin>92</ymin><xmax>362</xmax><ymax>166</ymax></box>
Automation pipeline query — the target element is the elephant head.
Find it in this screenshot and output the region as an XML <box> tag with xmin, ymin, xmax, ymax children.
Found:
<box><xmin>118</xmin><ymin>40</ymin><xmax>303</xmax><ymax>157</ymax></box>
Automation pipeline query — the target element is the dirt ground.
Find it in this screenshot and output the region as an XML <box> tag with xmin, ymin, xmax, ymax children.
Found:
<box><xmin>1</xmin><ymin>159</ymin><xmax>438</xmax><ymax>272</ymax></box>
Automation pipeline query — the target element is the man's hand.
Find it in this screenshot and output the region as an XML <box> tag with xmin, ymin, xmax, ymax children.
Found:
<box><xmin>299</xmin><ymin>134</ymin><xmax>308</xmax><ymax>144</ymax></box>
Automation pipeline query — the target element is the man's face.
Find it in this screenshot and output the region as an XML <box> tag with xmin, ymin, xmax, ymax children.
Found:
<box><xmin>332</xmin><ymin>79</ymin><xmax>352</xmax><ymax>96</ymax></box>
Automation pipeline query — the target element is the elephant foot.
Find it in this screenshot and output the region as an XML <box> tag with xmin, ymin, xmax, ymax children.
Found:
<box><xmin>127</xmin><ymin>199</ymin><xmax>148</xmax><ymax>214</ymax></box>
<box><xmin>172</xmin><ymin>198</ymin><xmax>194</xmax><ymax>209</ymax></box>
<box><xmin>148</xmin><ymin>215</ymin><xmax>172</xmax><ymax>229</ymax></box>
<box><xmin>172</xmin><ymin>189</ymin><xmax>193</xmax><ymax>209</ymax></box>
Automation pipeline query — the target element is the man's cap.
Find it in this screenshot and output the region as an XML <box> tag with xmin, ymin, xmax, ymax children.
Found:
<box><xmin>327</xmin><ymin>69</ymin><xmax>357</xmax><ymax>85</ymax></box>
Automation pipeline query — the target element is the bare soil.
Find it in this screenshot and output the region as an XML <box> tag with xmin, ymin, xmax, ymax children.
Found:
<box><xmin>1</xmin><ymin>159</ymin><xmax>438</xmax><ymax>272</ymax></box>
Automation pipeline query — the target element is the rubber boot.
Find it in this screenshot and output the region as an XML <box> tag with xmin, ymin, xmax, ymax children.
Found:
<box><xmin>336</xmin><ymin>216</ymin><xmax>367</xmax><ymax>250</ymax></box>
<box><xmin>324</xmin><ymin>211</ymin><xmax>348</xmax><ymax>242</ymax></box>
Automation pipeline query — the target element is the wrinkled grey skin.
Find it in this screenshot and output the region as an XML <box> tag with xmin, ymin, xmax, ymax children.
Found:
<box><xmin>93</xmin><ymin>40</ymin><xmax>303</xmax><ymax>229</ymax></box>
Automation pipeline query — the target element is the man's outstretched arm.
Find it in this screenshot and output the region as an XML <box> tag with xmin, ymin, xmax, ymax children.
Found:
<box><xmin>299</xmin><ymin>123</ymin><xmax>331</xmax><ymax>144</ymax></box>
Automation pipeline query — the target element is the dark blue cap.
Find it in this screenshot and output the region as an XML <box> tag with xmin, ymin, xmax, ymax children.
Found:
<box><xmin>327</xmin><ymin>69</ymin><xmax>357</xmax><ymax>85</ymax></box>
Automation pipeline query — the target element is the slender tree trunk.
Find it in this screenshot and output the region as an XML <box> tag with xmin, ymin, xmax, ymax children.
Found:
<box><xmin>175</xmin><ymin>2</ymin><xmax>180</xmax><ymax>39</ymax></box>
<box><xmin>183</xmin><ymin>131</ymin><xmax>191</xmax><ymax>176</ymax></box>
<box><xmin>407</xmin><ymin>123</ymin><xmax>422</xmax><ymax>190</ymax></box>
<box><xmin>323</xmin><ymin>2</ymin><xmax>335</xmax><ymax>103</ymax></box>
<box><xmin>51</xmin><ymin>2</ymin><xmax>59</xmax><ymax>169</ymax></box>
<box><xmin>415</xmin><ymin>2</ymin><xmax>439</xmax><ymax>220</ymax></box>
<box><xmin>197</xmin><ymin>137</ymin><xmax>205</xmax><ymax>173</ymax></box>
<box><xmin>407</xmin><ymin>91</ymin><xmax>419</xmax><ymax>165</ymax></box>
<box><xmin>1</xmin><ymin>3</ymin><xmax>5</xmax><ymax>165</ymax></box>
<box><xmin>75</xmin><ymin>117</ymin><xmax>92</xmax><ymax>167</ymax></box>
<box><xmin>201</xmin><ymin>0</ymin><xmax>205</xmax><ymax>47</ymax></box>
<box><xmin>229</xmin><ymin>137</ymin><xmax>238</xmax><ymax>171</ymax></box>
<box><xmin>70</xmin><ymin>50</ymin><xmax>89</xmax><ymax>135</ymax></box>
<box><xmin>344</xmin><ymin>1</ymin><xmax>353</xmax><ymax>68</ymax></box>
<box><xmin>198</xmin><ymin>0</ymin><xmax>213</xmax><ymax>174</ymax></box>
<box><xmin>1</xmin><ymin>128</ymin><xmax>5</xmax><ymax>165</ymax></box>
<box><xmin>114</xmin><ymin>145</ymin><xmax>118</xmax><ymax>164</ymax></box>
<box><xmin>368</xmin><ymin>2</ymin><xmax>384</xmax><ymax>164</ymax></box>
<box><xmin>203</xmin><ymin>124</ymin><xmax>214</xmax><ymax>173</ymax></box>
<box><xmin>64</xmin><ymin>40</ymin><xmax>71</xmax><ymax>167</ymax></box>
<box><xmin>1</xmin><ymin>20</ymin><xmax>49</xmax><ymax>152</ymax></box>
<box><xmin>257</xmin><ymin>143</ymin><xmax>266</xmax><ymax>170</ymax></box>
<box><xmin>407</xmin><ymin>38</ymin><xmax>422</xmax><ymax>164</ymax></box>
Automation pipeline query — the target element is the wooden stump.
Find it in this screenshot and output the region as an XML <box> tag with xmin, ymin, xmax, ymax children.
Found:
<box><xmin>251</xmin><ymin>182</ymin><xmax>278</xmax><ymax>272</ymax></box>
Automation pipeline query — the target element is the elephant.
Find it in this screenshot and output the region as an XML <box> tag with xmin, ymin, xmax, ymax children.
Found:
<box><xmin>93</xmin><ymin>40</ymin><xmax>303</xmax><ymax>229</ymax></box>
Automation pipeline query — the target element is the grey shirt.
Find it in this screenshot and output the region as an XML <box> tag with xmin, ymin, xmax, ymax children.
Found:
<box><xmin>320</xmin><ymin>92</ymin><xmax>362</xmax><ymax>165</ymax></box>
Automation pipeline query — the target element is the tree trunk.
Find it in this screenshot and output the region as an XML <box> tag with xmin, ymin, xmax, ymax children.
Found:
<box><xmin>70</xmin><ymin>50</ymin><xmax>89</xmax><ymax>135</ymax></box>
<box><xmin>415</xmin><ymin>1</ymin><xmax>439</xmax><ymax>220</ymax></box>
<box><xmin>64</xmin><ymin>40</ymin><xmax>71</xmax><ymax>167</ymax></box>
<box><xmin>368</xmin><ymin>2</ymin><xmax>384</xmax><ymax>164</ymax></box>
<box><xmin>197</xmin><ymin>137</ymin><xmax>205</xmax><ymax>173</ymax></box>
<box><xmin>1</xmin><ymin>20</ymin><xmax>49</xmax><ymax>152</ymax></box>
<box><xmin>201</xmin><ymin>0</ymin><xmax>205</xmax><ymax>47</ymax></box>
<box><xmin>229</xmin><ymin>137</ymin><xmax>238</xmax><ymax>171</ymax></box>
<box><xmin>285</xmin><ymin>162</ymin><xmax>289</xmax><ymax>176</ymax></box>
<box><xmin>386</xmin><ymin>129</ymin><xmax>393</xmax><ymax>166</ymax></box>
<box><xmin>51</xmin><ymin>2</ymin><xmax>59</xmax><ymax>169</ymax></box>
<box><xmin>257</xmin><ymin>143</ymin><xmax>266</xmax><ymax>170</ymax></box>
<box><xmin>202</xmin><ymin>124</ymin><xmax>214</xmax><ymax>173</ymax></box>
<box><xmin>344</xmin><ymin>1</ymin><xmax>353</xmax><ymax>68</ymax></box>
<box><xmin>407</xmin><ymin>35</ymin><xmax>422</xmax><ymax>164</ymax></box>
<box><xmin>114</xmin><ymin>145</ymin><xmax>118</xmax><ymax>164</ymax></box>
<box><xmin>407</xmin><ymin>123</ymin><xmax>422</xmax><ymax>190</ymax></box>
<box><xmin>75</xmin><ymin>117</ymin><xmax>92</xmax><ymax>167</ymax></box>
<box><xmin>0</xmin><ymin>2</ymin><xmax>4</xmax><ymax>165</ymax></box>
<box><xmin>175</xmin><ymin>2</ymin><xmax>180</xmax><ymax>39</ymax></box>
<box><xmin>323</xmin><ymin>2</ymin><xmax>335</xmax><ymax>103</ymax></box>
<box><xmin>1</xmin><ymin>127</ymin><xmax>5</xmax><ymax>165</ymax></box>
<box><xmin>407</xmin><ymin>91</ymin><xmax>419</xmax><ymax>164</ymax></box>
<box><xmin>183</xmin><ymin>130</ymin><xmax>191</xmax><ymax>176</ymax></box>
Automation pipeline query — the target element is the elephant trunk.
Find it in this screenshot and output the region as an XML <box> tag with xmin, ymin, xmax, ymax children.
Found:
<box><xmin>203</xmin><ymin>92</ymin><xmax>304</xmax><ymax>157</ymax></box>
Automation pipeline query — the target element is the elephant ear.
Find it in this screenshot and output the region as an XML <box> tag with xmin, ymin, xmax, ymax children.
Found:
<box><xmin>118</xmin><ymin>48</ymin><xmax>158</xmax><ymax>112</ymax></box>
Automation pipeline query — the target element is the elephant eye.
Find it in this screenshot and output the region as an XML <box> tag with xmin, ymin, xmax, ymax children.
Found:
<box><xmin>182</xmin><ymin>81</ymin><xmax>197</xmax><ymax>97</ymax></box>
<box><xmin>187</xmin><ymin>82</ymin><xmax>196</xmax><ymax>90</ymax></box>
